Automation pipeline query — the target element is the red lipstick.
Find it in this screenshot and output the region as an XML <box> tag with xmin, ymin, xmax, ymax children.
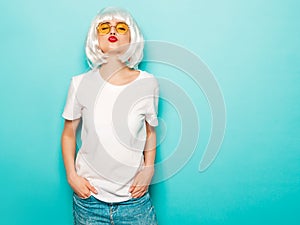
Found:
<box><xmin>108</xmin><ymin>36</ymin><xmax>118</xmax><ymax>42</ymax></box>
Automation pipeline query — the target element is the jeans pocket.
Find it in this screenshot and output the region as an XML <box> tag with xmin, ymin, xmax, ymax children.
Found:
<box><xmin>73</xmin><ymin>192</ymin><xmax>92</xmax><ymax>201</ymax></box>
<box><xmin>131</xmin><ymin>192</ymin><xmax>150</xmax><ymax>203</ymax></box>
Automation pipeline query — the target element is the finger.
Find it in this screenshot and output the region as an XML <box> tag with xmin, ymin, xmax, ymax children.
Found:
<box><xmin>86</xmin><ymin>181</ymin><xmax>98</xmax><ymax>194</ymax></box>
<box><xmin>133</xmin><ymin>185</ymin><xmax>148</xmax><ymax>193</ymax></box>
<box><xmin>83</xmin><ymin>186</ymin><xmax>92</xmax><ymax>198</ymax></box>
<box><xmin>131</xmin><ymin>186</ymin><xmax>147</xmax><ymax>196</ymax></box>
<box><xmin>129</xmin><ymin>179</ymin><xmax>139</xmax><ymax>192</ymax></box>
<box><xmin>77</xmin><ymin>190</ymin><xmax>90</xmax><ymax>199</ymax></box>
<box><xmin>88</xmin><ymin>184</ymin><xmax>98</xmax><ymax>194</ymax></box>
<box><xmin>82</xmin><ymin>193</ymin><xmax>90</xmax><ymax>198</ymax></box>
<box><xmin>132</xmin><ymin>189</ymin><xmax>146</xmax><ymax>198</ymax></box>
<box><xmin>130</xmin><ymin>183</ymin><xmax>144</xmax><ymax>193</ymax></box>
<box><xmin>91</xmin><ymin>187</ymin><xmax>98</xmax><ymax>194</ymax></box>
<box><xmin>129</xmin><ymin>185</ymin><xmax>136</xmax><ymax>193</ymax></box>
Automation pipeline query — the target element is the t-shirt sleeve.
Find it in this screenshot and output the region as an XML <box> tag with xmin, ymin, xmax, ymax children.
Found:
<box><xmin>62</xmin><ymin>78</ymin><xmax>82</xmax><ymax>120</ymax></box>
<box><xmin>145</xmin><ymin>84</ymin><xmax>159</xmax><ymax>127</ymax></box>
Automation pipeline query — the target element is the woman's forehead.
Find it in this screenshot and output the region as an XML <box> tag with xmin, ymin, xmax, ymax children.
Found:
<box><xmin>101</xmin><ymin>19</ymin><xmax>126</xmax><ymax>24</ymax></box>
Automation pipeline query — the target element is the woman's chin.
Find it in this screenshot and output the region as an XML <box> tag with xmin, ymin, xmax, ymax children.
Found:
<box><xmin>105</xmin><ymin>47</ymin><xmax>129</xmax><ymax>56</ymax></box>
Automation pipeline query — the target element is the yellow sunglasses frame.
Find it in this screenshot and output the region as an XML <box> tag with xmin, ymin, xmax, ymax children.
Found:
<box><xmin>96</xmin><ymin>22</ymin><xmax>129</xmax><ymax>35</ymax></box>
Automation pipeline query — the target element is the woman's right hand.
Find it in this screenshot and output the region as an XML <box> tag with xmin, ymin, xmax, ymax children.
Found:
<box><xmin>67</xmin><ymin>173</ymin><xmax>98</xmax><ymax>199</ymax></box>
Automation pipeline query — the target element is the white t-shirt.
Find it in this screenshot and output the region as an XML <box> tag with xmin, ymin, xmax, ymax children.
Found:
<box><xmin>62</xmin><ymin>68</ymin><xmax>159</xmax><ymax>203</ymax></box>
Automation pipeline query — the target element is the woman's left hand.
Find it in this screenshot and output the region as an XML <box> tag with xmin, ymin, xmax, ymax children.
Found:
<box><xmin>129</xmin><ymin>165</ymin><xmax>154</xmax><ymax>198</ymax></box>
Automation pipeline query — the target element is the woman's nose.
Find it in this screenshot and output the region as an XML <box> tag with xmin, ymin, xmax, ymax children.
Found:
<box><xmin>110</xmin><ymin>26</ymin><xmax>116</xmax><ymax>35</ymax></box>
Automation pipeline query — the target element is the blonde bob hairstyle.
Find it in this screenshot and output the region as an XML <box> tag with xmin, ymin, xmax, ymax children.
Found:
<box><xmin>85</xmin><ymin>7</ymin><xmax>144</xmax><ymax>69</ymax></box>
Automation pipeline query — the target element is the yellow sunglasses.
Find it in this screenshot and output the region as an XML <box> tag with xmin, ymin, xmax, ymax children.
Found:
<box><xmin>97</xmin><ymin>22</ymin><xmax>129</xmax><ymax>35</ymax></box>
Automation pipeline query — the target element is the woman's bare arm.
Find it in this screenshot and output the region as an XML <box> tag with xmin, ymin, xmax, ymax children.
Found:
<box><xmin>61</xmin><ymin>119</ymin><xmax>97</xmax><ymax>198</ymax></box>
<box><xmin>129</xmin><ymin>122</ymin><xmax>156</xmax><ymax>198</ymax></box>
<box><xmin>61</xmin><ymin>119</ymin><xmax>80</xmax><ymax>179</ymax></box>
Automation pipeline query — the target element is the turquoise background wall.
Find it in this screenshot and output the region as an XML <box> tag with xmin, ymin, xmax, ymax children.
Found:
<box><xmin>1</xmin><ymin>0</ymin><xmax>299</xmax><ymax>224</ymax></box>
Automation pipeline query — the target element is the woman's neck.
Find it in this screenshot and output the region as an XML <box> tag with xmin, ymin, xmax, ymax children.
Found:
<box><xmin>99</xmin><ymin>55</ymin><xmax>129</xmax><ymax>81</ymax></box>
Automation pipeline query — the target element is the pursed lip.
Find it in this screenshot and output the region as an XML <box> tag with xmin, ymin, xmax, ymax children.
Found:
<box><xmin>108</xmin><ymin>36</ymin><xmax>118</xmax><ymax>42</ymax></box>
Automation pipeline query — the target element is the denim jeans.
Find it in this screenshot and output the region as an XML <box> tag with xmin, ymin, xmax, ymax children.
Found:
<box><xmin>73</xmin><ymin>192</ymin><xmax>158</xmax><ymax>225</ymax></box>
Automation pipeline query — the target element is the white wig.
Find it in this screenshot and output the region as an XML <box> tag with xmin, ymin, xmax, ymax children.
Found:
<box><xmin>85</xmin><ymin>7</ymin><xmax>144</xmax><ymax>69</ymax></box>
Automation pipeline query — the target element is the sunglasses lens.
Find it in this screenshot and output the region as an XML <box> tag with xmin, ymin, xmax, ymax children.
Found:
<box><xmin>116</xmin><ymin>23</ymin><xmax>129</xmax><ymax>34</ymax></box>
<box><xmin>97</xmin><ymin>22</ymin><xmax>129</xmax><ymax>35</ymax></box>
<box><xmin>97</xmin><ymin>23</ymin><xmax>110</xmax><ymax>35</ymax></box>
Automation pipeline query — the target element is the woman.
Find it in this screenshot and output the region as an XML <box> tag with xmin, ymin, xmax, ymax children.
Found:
<box><xmin>61</xmin><ymin>7</ymin><xmax>159</xmax><ymax>225</ymax></box>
